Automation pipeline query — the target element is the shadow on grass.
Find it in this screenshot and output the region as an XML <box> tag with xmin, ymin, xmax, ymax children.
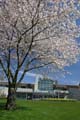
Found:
<box><xmin>0</xmin><ymin>102</ymin><xmax>6</xmax><ymax>110</ymax></box>
<box><xmin>16</xmin><ymin>106</ymin><xmax>32</xmax><ymax>111</ymax></box>
<box><xmin>0</xmin><ymin>102</ymin><xmax>32</xmax><ymax>111</ymax></box>
<box><xmin>0</xmin><ymin>100</ymin><xmax>32</xmax><ymax>119</ymax></box>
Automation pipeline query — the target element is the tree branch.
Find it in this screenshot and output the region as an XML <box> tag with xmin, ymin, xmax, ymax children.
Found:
<box><xmin>0</xmin><ymin>59</ymin><xmax>9</xmax><ymax>81</ymax></box>
<box><xmin>19</xmin><ymin>20</ymin><xmax>35</xmax><ymax>68</ymax></box>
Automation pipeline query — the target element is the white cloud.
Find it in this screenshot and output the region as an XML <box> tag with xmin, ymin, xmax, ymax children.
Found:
<box><xmin>19</xmin><ymin>71</ymin><xmax>42</xmax><ymax>77</ymax></box>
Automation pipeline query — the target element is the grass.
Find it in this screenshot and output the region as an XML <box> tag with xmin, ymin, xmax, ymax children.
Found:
<box><xmin>0</xmin><ymin>99</ymin><xmax>80</xmax><ymax>120</ymax></box>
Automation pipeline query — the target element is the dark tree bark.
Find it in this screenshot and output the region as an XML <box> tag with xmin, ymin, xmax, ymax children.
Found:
<box><xmin>5</xmin><ymin>83</ymin><xmax>16</xmax><ymax>110</ymax></box>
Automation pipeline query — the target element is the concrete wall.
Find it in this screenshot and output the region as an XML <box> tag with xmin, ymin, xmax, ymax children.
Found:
<box><xmin>68</xmin><ymin>88</ymin><xmax>80</xmax><ymax>100</ymax></box>
<box><xmin>0</xmin><ymin>87</ymin><xmax>8</xmax><ymax>97</ymax></box>
<box><xmin>0</xmin><ymin>87</ymin><xmax>33</xmax><ymax>98</ymax></box>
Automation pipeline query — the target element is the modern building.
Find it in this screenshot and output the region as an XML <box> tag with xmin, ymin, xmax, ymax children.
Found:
<box><xmin>0</xmin><ymin>77</ymin><xmax>80</xmax><ymax>100</ymax></box>
<box><xmin>33</xmin><ymin>77</ymin><xmax>57</xmax><ymax>99</ymax></box>
<box><xmin>0</xmin><ymin>81</ymin><xmax>34</xmax><ymax>99</ymax></box>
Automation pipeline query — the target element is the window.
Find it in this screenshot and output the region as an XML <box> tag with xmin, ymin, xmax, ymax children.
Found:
<box><xmin>38</xmin><ymin>78</ymin><xmax>54</xmax><ymax>91</ymax></box>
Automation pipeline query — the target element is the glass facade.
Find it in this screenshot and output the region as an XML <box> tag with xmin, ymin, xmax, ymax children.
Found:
<box><xmin>38</xmin><ymin>78</ymin><xmax>54</xmax><ymax>91</ymax></box>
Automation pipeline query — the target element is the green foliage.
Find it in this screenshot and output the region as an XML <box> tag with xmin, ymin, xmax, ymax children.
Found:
<box><xmin>0</xmin><ymin>99</ymin><xmax>80</xmax><ymax>120</ymax></box>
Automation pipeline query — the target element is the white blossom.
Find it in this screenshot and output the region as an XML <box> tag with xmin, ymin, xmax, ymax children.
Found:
<box><xmin>0</xmin><ymin>0</ymin><xmax>80</xmax><ymax>78</ymax></box>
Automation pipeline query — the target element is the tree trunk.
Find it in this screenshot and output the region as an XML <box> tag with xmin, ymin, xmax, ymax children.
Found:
<box><xmin>5</xmin><ymin>85</ymin><xmax>16</xmax><ymax>110</ymax></box>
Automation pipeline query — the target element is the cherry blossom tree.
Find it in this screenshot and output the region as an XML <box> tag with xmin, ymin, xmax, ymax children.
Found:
<box><xmin>0</xmin><ymin>0</ymin><xmax>80</xmax><ymax>110</ymax></box>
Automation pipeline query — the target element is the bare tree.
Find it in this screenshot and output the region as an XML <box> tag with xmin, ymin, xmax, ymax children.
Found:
<box><xmin>0</xmin><ymin>0</ymin><xmax>80</xmax><ymax>110</ymax></box>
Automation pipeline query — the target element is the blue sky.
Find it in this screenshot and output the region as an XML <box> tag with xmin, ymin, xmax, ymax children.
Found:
<box><xmin>21</xmin><ymin>18</ymin><xmax>80</xmax><ymax>85</ymax></box>
<box><xmin>17</xmin><ymin>2</ymin><xmax>80</xmax><ymax>85</ymax></box>
<box><xmin>21</xmin><ymin>60</ymin><xmax>80</xmax><ymax>85</ymax></box>
<box><xmin>0</xmin><ymin>1</ymin><xmax>80</xmax><ymax>85</ymax></box>
<box><xmin>58</xmin><ymin>60</ymin><xmax>80</xmax><ymax>85</ymax></box>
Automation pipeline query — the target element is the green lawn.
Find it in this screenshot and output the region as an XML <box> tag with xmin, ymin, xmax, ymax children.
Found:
<box><xmin>0</xmin><ymin>99</ymin><xmax>80</xmax><ymax>120</ymax></box>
